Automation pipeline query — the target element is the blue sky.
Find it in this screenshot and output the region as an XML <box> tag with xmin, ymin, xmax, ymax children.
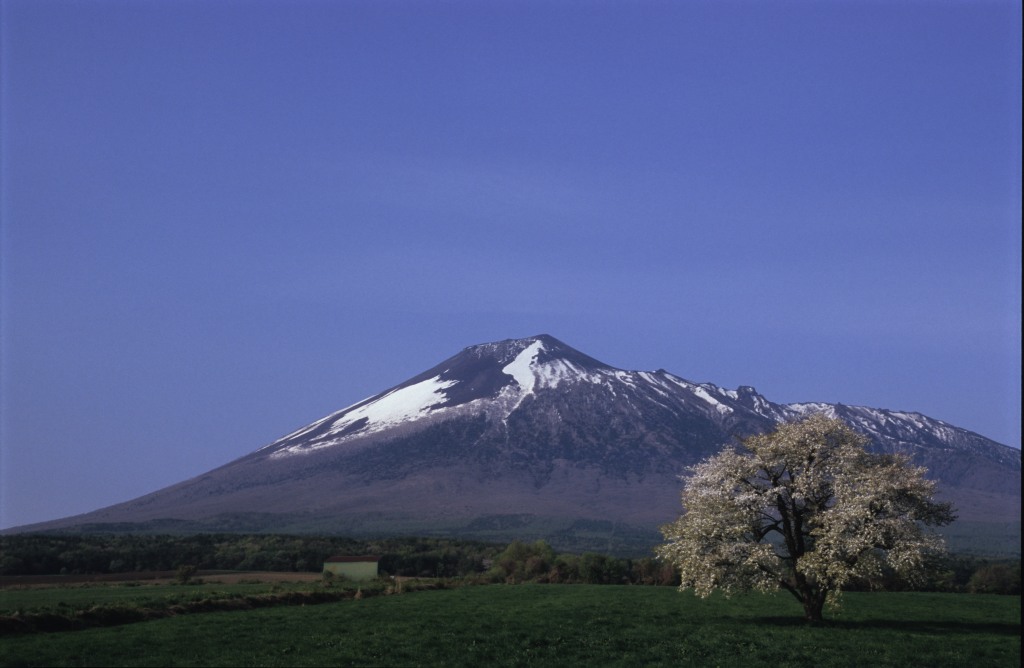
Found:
<box><xmin>2</xmin><ymin>0</ymin><xmax>1020</xmax><ymax>529</ymax></box>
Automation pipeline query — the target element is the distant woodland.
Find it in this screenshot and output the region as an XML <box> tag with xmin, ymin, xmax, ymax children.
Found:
<box><xmin>0</xmin><ymin>533</ymin><xmax>1018</xmax><ymax>594</ymax></box>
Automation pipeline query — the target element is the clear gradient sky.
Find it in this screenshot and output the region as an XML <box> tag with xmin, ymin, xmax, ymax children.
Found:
<box><xmin>1</xmin><ymin>0</ymin><xmax>1020</xmax><ymax>529</ymax></box>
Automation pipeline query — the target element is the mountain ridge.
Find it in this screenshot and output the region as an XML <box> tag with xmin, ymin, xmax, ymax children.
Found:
<box><xmin>9</xmin><ymin>334</ymin><xmax>1019</xmax><ymax>554</ymax></box>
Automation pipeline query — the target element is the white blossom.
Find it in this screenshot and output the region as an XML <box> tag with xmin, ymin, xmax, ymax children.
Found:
<box><xmin>657</xmin><ymin>414</ymin><xmax>955</xmax><ymax>621</ymax></box>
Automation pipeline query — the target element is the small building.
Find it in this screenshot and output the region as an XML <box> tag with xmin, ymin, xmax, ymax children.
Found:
<box><xmin>322</xmin><ymin>555</ymin><xmax>381</xmax><ymax>581</ymax></box>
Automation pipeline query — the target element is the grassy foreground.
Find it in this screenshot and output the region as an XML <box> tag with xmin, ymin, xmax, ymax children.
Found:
<box><xmin>1</xmin><ymin>585</ymin><xmax>1019</xmax><ymax>667</ymax></box>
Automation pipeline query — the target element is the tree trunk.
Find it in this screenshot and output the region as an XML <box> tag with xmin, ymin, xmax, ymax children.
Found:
<box><xmin>790</xmin><ymin>568</ymin><xmax>827</xmax><ymax>623</ymax></box>
<box><xmin>802</xmin><ymin>591</ymin><xmax>826</xmax><ymax>623</ymax></box>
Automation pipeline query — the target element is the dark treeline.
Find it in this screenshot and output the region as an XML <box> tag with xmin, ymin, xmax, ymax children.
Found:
<box><xmin>0</xmin><ymin>534</ymin><xmax>1018</xmax><ymax>593</ymax></box>
<box><xmin>0</xmin><ymin>534</ymin><xmax>500</xmax><ymax>579</ymax></box>
<box><xmin>0</xmin><ymin>534</ymin><xmax>673</xmax><ymax>585</ymax></box>
<box><xmin>480</xmin><ymin>541</ymin><xmax>1019</xmax><ymax>593</ymax></box>
<box><xmin>842</xmin><ymin>552</ymin><xmax>1021</xmax><ymax>595</ymax></box>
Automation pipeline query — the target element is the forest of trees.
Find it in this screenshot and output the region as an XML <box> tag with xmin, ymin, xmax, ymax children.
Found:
<box><xmin>0</xmin><ymin>533</ymin><xmax>1018</xmax><ymax>593</ymax></box>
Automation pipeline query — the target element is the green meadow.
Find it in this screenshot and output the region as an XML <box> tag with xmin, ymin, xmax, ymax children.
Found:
<box><xmin>0</xmin><ymin>581</ymin><xmax>319</xmax><ymax>613</ymax></box>
<box><xmin>1</xmin><ymin>584</ymin><xmax>1019</xmax><ymax>667</ymax></box>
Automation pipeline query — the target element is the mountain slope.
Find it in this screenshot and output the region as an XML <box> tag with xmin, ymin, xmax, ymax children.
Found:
<box><xmin>13</xmin><ymin>334</ymin><xmax>1020</xmax><ymax>553</ymax></box>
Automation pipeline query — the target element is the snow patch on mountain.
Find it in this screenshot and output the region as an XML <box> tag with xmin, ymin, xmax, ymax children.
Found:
<box><xmin>343</xmin><ymin>376</ymin><xmax>457</xmax><ymax>428</ymax></box>
<box><xmin>692</xmin><ymin>385</ymin><xmax>734</xmax><ymax>415</ymax></box>
<box><xmin>890</xmin><ymin>411</ymin><xmax>928</xmax><ymax>430</ymax></box>
<box><xmin>503</xmin><ymin>340</ymin><xmax>543</xmax><ymax>394</ymax></box>
<box><xmin>267</xmin><ymin>375</ymin><xmax>459</xmax><ymax>457</ymax></box>
<box><xmin>784</xmin><ymin>402</ymin><xmax>837</xmax><ymax>418</ymax></box>
<box><xmin>539</xmin><ymin>359</ymin><xmax>601</xmax><ymax>388</ymax></box>
<box><xmin>256</xmin><ymin>335</ymin><xmax>1016</xmax><ymax>475</ymax></box>
<box><xmin>503</xmin><ymin>337</ymin><xmax>610</xmax><ymax>393</ymax></box>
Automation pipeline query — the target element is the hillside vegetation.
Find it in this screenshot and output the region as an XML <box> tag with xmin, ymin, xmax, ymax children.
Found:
<box><xmin>2</xmin><ymin>533</ymin><xmax>1018</xmax><ymax>594</ymax></box>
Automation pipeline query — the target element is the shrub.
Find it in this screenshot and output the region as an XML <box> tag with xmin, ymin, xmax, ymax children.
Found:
<box><xmin>968</xmin><ymin>563</ymin><xmax>1021</xmax><ymax>594</ymax></box>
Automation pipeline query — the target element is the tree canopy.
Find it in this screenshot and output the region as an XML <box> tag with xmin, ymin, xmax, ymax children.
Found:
<box><xmin>657</xmin><ymin>414</ymin><xmax>955</xmax><ymax>621</ymax></box>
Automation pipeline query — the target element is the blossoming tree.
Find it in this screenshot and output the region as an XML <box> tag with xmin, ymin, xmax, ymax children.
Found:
<box><xmin>657</xmin><ymin>413</ymin><xmax>955</xmax><ymax>622</ymax></box>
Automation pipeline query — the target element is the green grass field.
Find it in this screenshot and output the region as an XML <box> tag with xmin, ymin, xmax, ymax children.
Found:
<box><xmin>0</xmin><ymin>580</ymin><xmax>324</xmax><ymax>614</ymax></box>
<box><xmin>1</xmin><ymin>585</ymin><xmax>1019</xmax><ymax>667</ymax></box>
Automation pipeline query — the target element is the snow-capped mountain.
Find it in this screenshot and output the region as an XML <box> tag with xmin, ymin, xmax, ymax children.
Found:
<box><xmin>14</xmin><ymin>335</ymin><xmax>1020</xmax><ymax>552</ymax></box>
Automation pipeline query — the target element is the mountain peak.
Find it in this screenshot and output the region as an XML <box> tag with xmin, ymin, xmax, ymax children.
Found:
<box><xmin>258</xmin><ymin>335</ymin><xmax>617</xmax><ymax>458</ymax></box>
<box><xmin>453</xmin><ymin>335</ymin><xmax>616</xmax><ymax>375</ymax></box>
<box><xmin>15</xmin><ymin>333</ymin><xmax>1020</xmax><ymax>543</ymax></box>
